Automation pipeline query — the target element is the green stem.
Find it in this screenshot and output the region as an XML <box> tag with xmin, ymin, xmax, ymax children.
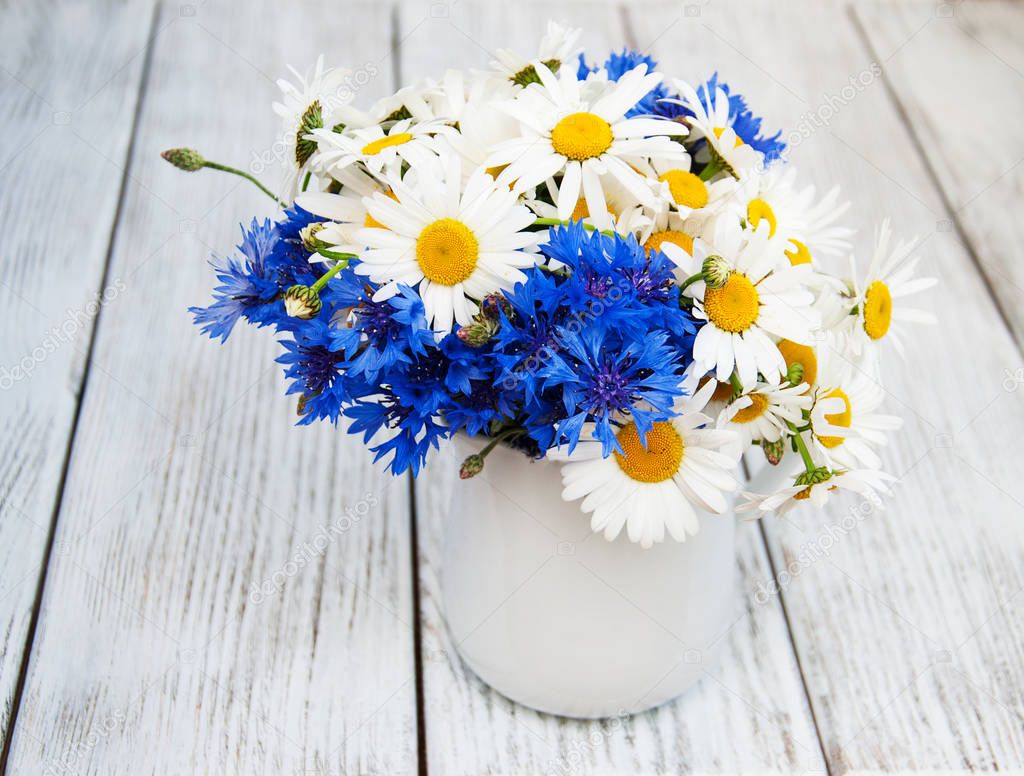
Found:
<box><xmin>699</xmin><ymin>158</ymin><xmax>723</xmax><ymax>181</ymax></box>
<box><xmin>310</xmin><ymin>257</ymin><xmax>352</xmax><ymax>294</ymax></box>
<box><xmin>787</xmin><ymin>420</ymin><xmax>816</xmax><ymax>473</ymax></box>
<box><xmin>478</xmin><ymin>426</ymin><xmax>524</xmax><ymax>459</ymax></box>
<box><xmin>201</xmin><ymin>160</ymin><xmax>282</xmax><ymax>205</ymax></box>
<box><xmin>679</xmin><ymin>271</ymin><xmax>703</xmax><ymax>294</ymax></box>
<box><xmin>729</xmin><ymin>371</ymin><xmax>743</xmax><ymax>397</ymax></box>
<box><xmin>301</xmin><ymin>171</ymin><xmax>312</xmax><ymax>192</ymax></box>
<box><xmin>317</xmin><ymin>249</ymin><xmax>357</xmax><ymax>264</ymax></box>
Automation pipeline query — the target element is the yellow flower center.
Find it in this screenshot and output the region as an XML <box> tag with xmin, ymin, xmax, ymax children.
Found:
<box><xmin>364</xmin><ymin>190</ymin><xmax>398</xmax><ymax>229</ymax></box>
<box><xmin>361</xmin><ymin>132</ymin><xmax>413</xmax><ymax>156</ymax></box>
<box><xmin>644</xmin><ymin>230</ymin><xmax>694</xmax><ymax>256</ymax></box>
<box><xmin>777</xmin><ymin>339</ymin><xmax>817</xmax><ymax>386</ymax></box>
<box><xmin>659</xmin><ymin>170</ymin><xmax>708</xmax><ymax>209</ymax></box>
<box><xmin>786</xmin><ymin>239</ymin><xmax>812</xmax><ymax>266</ymax></box>
<box><xmin>818</xmin><ymin>387</ymin><xmax>852</xmax><ymax>449</ymax></box>
<box><xmin>746</xmin><ymin>198</ymin><xmax>777</xmax><ymax>237</ymax></box>
<box><xmin>614</xmin><ymin>421</ymin><xmax>684</xmax><ymax>483</ymax></box>
<box><xmin>550</xmin><ymin>112</ymin><xmax>613</xmax><ymax>161</ymax></box>
<box><xmin>704</xmin><ymin>273</ymin><xmax>760</xmax><ymax>333</ymax></box>
<box><xmin>731</xmin><ymin>393</ymin><xmax>769</xmax><ymax>423</ymax></box>
<box><xmin>712</xmin><ymin>126</ymin><xmax>744</xmax><ymax>148</ymax></box>
<box><xmin>863</xmin><ymin>280</ymin><xmax>893</xmax><ymax>340</ymax></box>
<box><xmin>416</xmin><ymin>219</ymin><xmax>479</xmax><ymax>286</ymax></box>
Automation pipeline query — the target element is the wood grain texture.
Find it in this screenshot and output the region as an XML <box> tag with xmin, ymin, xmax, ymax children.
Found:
<box><xmin>854</xmin><ymin>0</ymin><xmax>1024</xmax><ymax>349</ymax></box>
<box><xmin>403</xmin><ymin>3</ymin><xmax>826</xmax><ymax>773</ymax></box>
<box><xmin>4</xmin><ymin>2</ymin><xmax>417</xmax><ymax>774</ymax></box>
<box><xmin>0</xmin><ymin>0</ymin><xmax>156</xmax><ymax>746</ymax></box>
<box><xmin>631</xmin><ymin>0</ymin><xmax>1024</xmax><ymax>770</ymax></box>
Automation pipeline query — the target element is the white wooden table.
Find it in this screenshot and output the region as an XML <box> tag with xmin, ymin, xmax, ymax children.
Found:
<box><xmin>1</xmin><ymin>0</ymin><xmax>1022</xmax><ymax>772</ymax></box>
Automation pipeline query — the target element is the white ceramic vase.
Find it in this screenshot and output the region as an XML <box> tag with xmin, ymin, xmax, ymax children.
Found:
<box><xmin>441</xmin><ymin>434</ymin><xmax>737</xmax><ymax>719</ymax></box>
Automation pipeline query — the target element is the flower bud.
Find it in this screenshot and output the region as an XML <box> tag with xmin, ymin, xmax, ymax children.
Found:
<box><xmin>794</xmin><ymin>466</ymin><xmax>833</xmax><ymax>487</ymax></box>
<box><xmin>455</xmin><ymin>296</ymin><xmax>506</xmax><ymax>347</ymax></box>
<box><xmin>161</xmin><ymin>148</ymin><xmax>205</xmax><ymax>172</ymax></box>
<box><xmin>480</xmin><ymin>293</ymin><xmax>513</xmax><ymax>321</ymax></box>
<box><xmin>785</xmin><ymin>361</ymin><xmax>804</xmax><ymax>386</ymax></box>
<box><xmin>456</xmin><ymin>321</ymin><xmax>496</xmax><ymax>348</ymax></box>
<box><xmin>761</xmin><ymin>438</ymin><xmax>785</xmax><ymax>466</ymax></box>
<box><xmin>701</xmin><ymin>255</ymin><xmax>731</xmax><ymax>289</ymax></box>
<box><xmin>283</xmin><ymin>285</ymin><xmax>322</xmax><ymax>320</ymax></box>
<box><xmin>459</xmin><ymin>453</ymin><xmax>485</xmax><ymax>479</ymax></box>
<box><xmin>300</xmin><ymin>222</ymin><xmax>331</xmax><ymax>253</ymax></box>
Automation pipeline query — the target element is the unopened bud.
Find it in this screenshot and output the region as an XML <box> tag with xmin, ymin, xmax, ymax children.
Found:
<box><xmin>283</xmin><ymin>285</ymin><xmax>322</xmax><ymax>319</ymax></box>
<box><xmin>785</xmin><ymin>361</ymin><xmax>804</xmax><ymax>386</ymax></box>
<box><xmin>761</xmin><ymin>438</ymin><xmax>785</xmax><ymax>466</ymax></box>
<box><xmin>300</xmin><ymin>222</ymin><xmax>331</xmax><ymax>252</ymax></box>
<box><xmin>701</xmin><ymin>255</ymin><xmax>731</xmax><ymax>289</ymax></box>
<box><xmin>295</xmin><ymin>101</ymin><xmax>323</xmax><ymax>167</ymax></box>
<box><xmin>161</xmin><ymin>148</ymin><xmax>205</xmax><ymax>172</ymax></box>
<box><xmin>794</xmin><ymin>466</ymin><xmax>833</xmax><ymax>488</ymax></box>
<box><xmin>481</xmin><ymin>293</ymin><xmax>513</xmax><ymax>320</ymax></box>
<box><xmin>459</xmin><ymin>454</ymin><xmax>484</xmax><ymax>479</ymax></box>
<box><xmin>456</xmin><ymin>321</ymin><xmax>496</xmax><ymax>348</ymax></box>
<box><xmin>455</xmin><ymin>296</ymin><xmax>506</xmax><ymax>347</ymax></box>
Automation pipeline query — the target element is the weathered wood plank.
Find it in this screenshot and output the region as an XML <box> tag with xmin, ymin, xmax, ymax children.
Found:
<box><xmin>855</xmin><ymin>0</ymin><xmax>1024</xmax><ymax>349</ymax></box>
<box><xmin>5</xmin><ymin>2</ymin><xmax>418</xmax><ymax>774</ymax></box>
<box><xmin>403</xmin><ymin>3</ymin><xmax>826</xmax><ymax>773</ymax></box>
<box><xmin>632</xmin><ymin>0</ymin><xmax>1024</xmax><ymax>770</ymax></box>
<box><xmin>0</xmin><ymin>0</ymin><xmax>156</xmax><ymax>750</ymax></box>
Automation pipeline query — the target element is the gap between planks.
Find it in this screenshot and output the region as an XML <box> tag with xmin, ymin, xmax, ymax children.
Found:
<box><xmin>0</xmin><ymin>3</ymin><xmax>163</xmax><ymax>773</ymax></box>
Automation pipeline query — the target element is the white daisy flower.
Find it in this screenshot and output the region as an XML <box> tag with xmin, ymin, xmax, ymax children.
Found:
<box><xmin>808</xmin><ymin>349</ymin><xmax>902</xmax><ymax>470</ymax></box>
<box><xmin>665</xmin><ymin>80</ymin><xmax>762</xmax><ymax>178</ymax></box>
<box><xmin>332</xmin><ymin>79</ymin><xmax>442</xmax><ymax>130</ymax></box>
<box><xmin>720</xmin><ymin>166</ymin><xmax>853</xmax><ymax>267</ymax></box>
<box><xmin>341</xmin><ymin>151</ymin><xmax>541</xmax><ymax>334</ymax></box>
<box><xmin>783</xmin><ymin>180</ymin><xmax>854</xmax><ymax>268</ymax></box>
<box><xmin>294</xmin><ymin>165</ymin><xmax>388</xmax><ymax>255</ymax></box>
<box><xmin>309</xmin><ymin>118</ymin><xmax>451</xmax><ymax>178</ymax></box>
<box><xmin>740</xmin><ymin>465</ymin><xmax>895</xmax><ymax>516</ymax></box>
<box><xmin>554</xmin><ymin>380</ymin><xmax>741</xmax><ymax>548</ymax></box>
<box><xmin>491</xmin><ymin>20</ymin><xmax>582</xmax><ymax>86</ymax></box>
<box><xmin>643</xmin><ymin>155</ymin><xmax>732</xmax><ymax>222</ymax></box>
<box><xmin>685</xmin><ymin>222</ymin><xmax>820</xmax><ymax>387</ymax></box>
<box><xmin>719</xmin><ymin>380</ymin><xmax>811</xmax><ymax>447</ymax></box>
<box><xmin>843</xmin><ymin>219</ymin><xmax>937</xmax><ymax>355</ymax></box>
<box><xmin>487</xmin><ymin>62</ymin><xmax>687</xmax><ymax>230</ymax></box>
<box><xmin>272</xmin><ymin>56</ymin><xmax>355</xmax><ymax>195</ymax></box>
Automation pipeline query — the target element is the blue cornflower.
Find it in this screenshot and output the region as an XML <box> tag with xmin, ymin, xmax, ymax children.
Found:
<box><xmin>538</xmin><ymin>325</ymin><xmax>685</xmax><ymax>456</ymax></box>
<box><xmin>575</xmin><ymin>49</ymin><xmax>670</xmax><ymax>118</ymax></box>
<box><xmin>695</xmin><ymin>74</ymin><xmax>785</xmax><ymax>162</ymax></box>
<box><xmin>445</xmin><ymin>378</ymin><xmax>518</xmax><ymax>437</ymax></box>
<box><xmin>190</xmin><ymin>218</ymin><xmax>280</xmax><ymax>341</ymax></box>
<box><xmin>345</xmin><ymin>388</ymin><xmax>447</xmax><ymax>476</ymax></box>
<box><xmin>277</xmin><ymin>318</ymin><xmax>355</xmax><ymax>425</ymax></box>
<box><xmin>265</xmin><ymin>204</ymin><xmax>323</xmax><ymax>286</ymax></box>
<box><xmin>341</xmin><ymin>285</ymin><xmax>435</xmax><ymax>381</ymax></box>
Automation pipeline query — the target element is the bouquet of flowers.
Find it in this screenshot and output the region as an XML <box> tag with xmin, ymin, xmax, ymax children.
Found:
<box><xmin>169</xmin><ymin>22</ymin><xmax>934</xmax><ymax>548</ymax></box>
